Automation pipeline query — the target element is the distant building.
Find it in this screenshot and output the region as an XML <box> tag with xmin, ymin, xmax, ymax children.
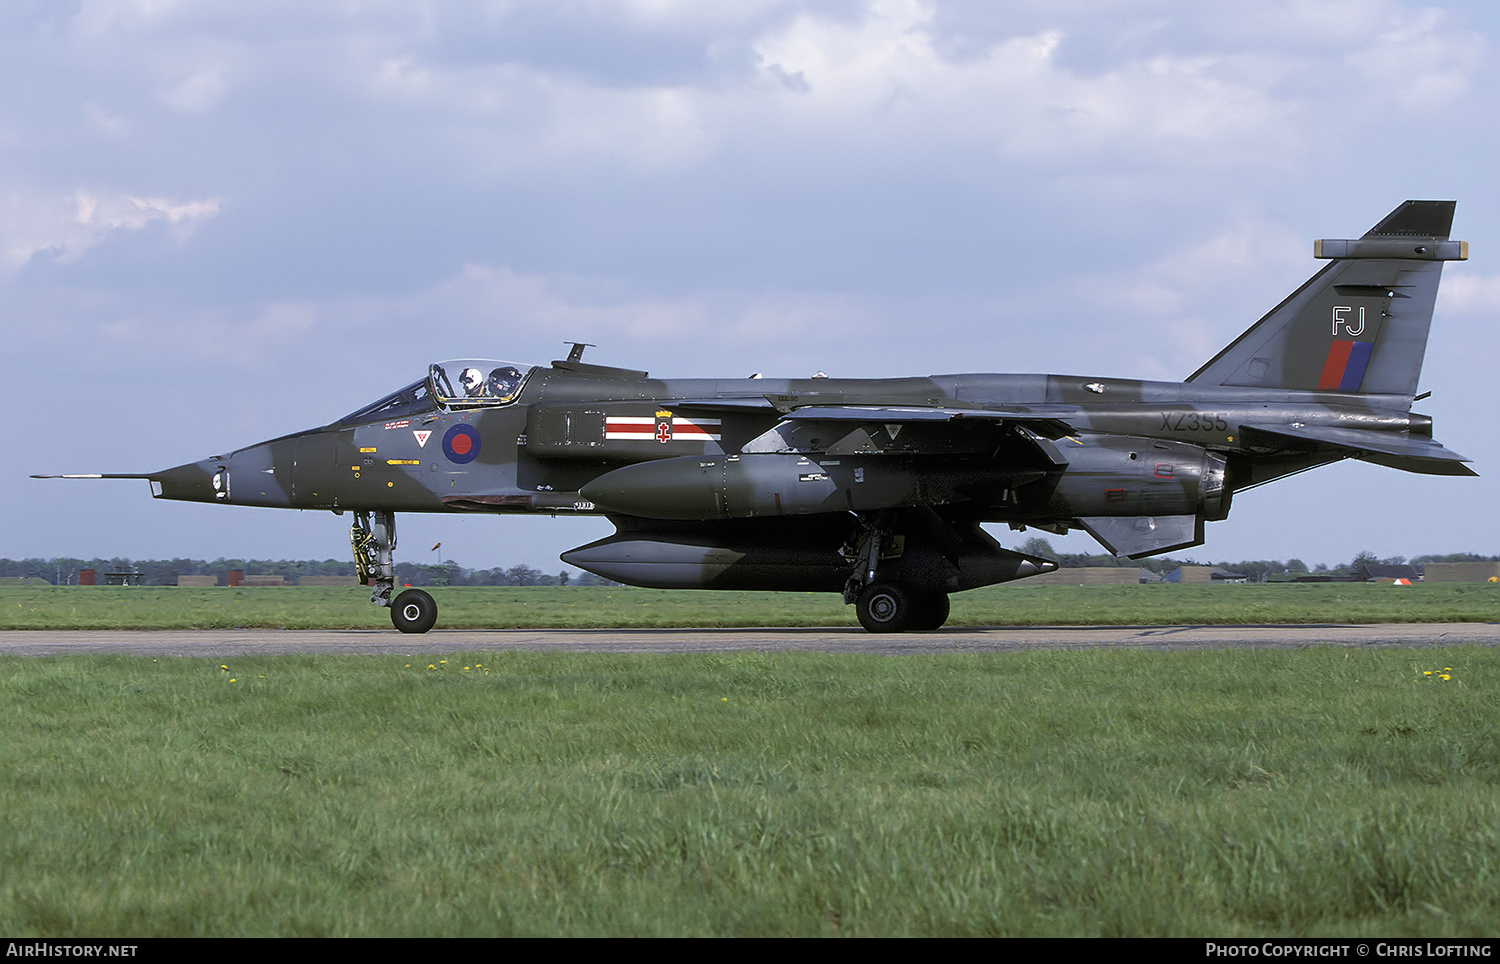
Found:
<box><xmin>1006</xmin><ymin>567</ymin><xmax>1146</xmax><ymax>586</ymax></box>
<box><xmin>1167</xmin><ymin>566</ymin><xmax>1248</xmax><ymax>584</ymax></box>
<box><xmin>1423</xmin><ymin>562</ymin><xmax>1500</xmax><ymax>583</ymax></box>
<box><xmin>298</xmin><ymin>575</ymin><xmax>360</xmax><ymax>587</ymax></box>
<box><xmin>1352</xmin><ymin>564</ymin><xmax>1421</xmax><ymax>583</ymax></box>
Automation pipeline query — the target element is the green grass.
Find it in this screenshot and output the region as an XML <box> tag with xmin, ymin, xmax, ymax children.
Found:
<box><xmin>2</xmin><ymin>582</ymin><xmax>1497</xmax><ymax>630</ymax></box>
<box><xmin>2</xmin><ymin>648</ymin><xmax>1497</xmax><ymax>936</ymax></box>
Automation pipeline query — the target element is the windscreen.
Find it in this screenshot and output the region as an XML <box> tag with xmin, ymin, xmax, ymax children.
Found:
<box><xmin>340</xmin><ymin>379</ymin><xmax>435</xmax><ymax>425</ymax></box>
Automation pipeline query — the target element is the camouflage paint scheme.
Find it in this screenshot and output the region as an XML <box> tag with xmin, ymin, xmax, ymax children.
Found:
<box><xmin>38</xmin><ymin>201</ymin><xmax>1474</xmax><ymax>633</ymax></box>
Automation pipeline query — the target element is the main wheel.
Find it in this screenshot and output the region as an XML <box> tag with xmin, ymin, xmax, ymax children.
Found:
<box><xmin>909</xmin><ymin>592</ymin><xmax>951</xmax><ymax>631</ymax></box>
<box><xmin>391</xmin><ymin>588</ymin><xmax>438</xmax><ymax>634</ymax></box>
<box><xmin>856</xmin><ymin>582</ymin><xmax>918</xmax><ymax>633</ymax></box>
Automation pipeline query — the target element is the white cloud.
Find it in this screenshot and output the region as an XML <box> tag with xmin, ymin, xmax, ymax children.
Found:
<box><xmin>83</xmin><ymin>102</ymin><xmax>132</xmax><ymax>136</ymax></box>
<box><xmin>75</xmin><ymin>190</ymin><xmax>220</xmax><ymax>231</ymax></box>
<box><xmin>1114</xmin><ymin>215</ymin><xmax>1306</xmax><ymax>313</ymax></box>
<box><xmin>408</xmin><ymin>263</ymin><xmax>874</xmax><ymax>367</ymax></box>
<box><xmin>1437</xmin><ymin>268</ymin><xmax>1500</xmax><ymax>315</ymax></box>
<box><xmin>403</xmin><ymin>0</ymin><xmax>1469</xmax><ymax>179</ymax></box>
<box><xmin>1069</xmin><ymin>213</ymin><xmax>1310</xmax><ymax>376</ymax></box>
<box><xmin>418</xmin><ymin>263</ymin><xmax>714</xmax><ymax>341</ymax></box>
<box><xmin>39</xmin><ymin>0</ymin><xmax>1472</xmax><ymax>188</ymax></box>
<box><xmin>1344</xmin><ymin>7</ymin><xmax>1483</xmax><ymax>111</ymax></box>
<box><xmin>77</xmin><ymin>260</ymin><xmax>880</xmax><ymax>384</ymax></box>
<box><xmin>0</xmin><ymin>189</ymin><xmax>220</xmax><ymax>274</ymax></box>
<box><xmin>158</xmin><ymin>69</ymin><xmax>227</xmax><ymax>112</ymax></box>
<box><xmin>757</xmin><ymin>2</ymin><xmax>1480</xmax><ymax>170</ymax></box>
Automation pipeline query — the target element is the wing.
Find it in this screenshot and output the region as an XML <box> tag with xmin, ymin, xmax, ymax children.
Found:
<box><xmin>743</xmin><ymin>405</ymin><xmax>1076</xmax><ymax>456</ymax></box>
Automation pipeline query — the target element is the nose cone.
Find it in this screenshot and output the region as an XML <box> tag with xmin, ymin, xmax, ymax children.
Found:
<box><xmin>151</xmin><ymin>441</ymin><xmax>294</xmax><ymax>507</ymax></box>
<box><xmin>151</xmin><ymin>458</ymin><xmax>221</xmax><ymax>503</ymax></box>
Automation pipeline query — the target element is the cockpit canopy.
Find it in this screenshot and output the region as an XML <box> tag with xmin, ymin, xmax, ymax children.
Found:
<box><xmin>340</xmin><ymin>359</ymin><xmax>534</xmax><ymax>425</ymax></box>
<box><xmin>428</xmin><ymin>359</ymin><xmax>531</xmax><ymax>407</ymax></box>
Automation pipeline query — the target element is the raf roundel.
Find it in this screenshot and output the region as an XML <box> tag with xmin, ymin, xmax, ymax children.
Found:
<box><xmin>442</xmin><ymin>424</ymin><xmax>481</xmax><ymax>464</ymax></box>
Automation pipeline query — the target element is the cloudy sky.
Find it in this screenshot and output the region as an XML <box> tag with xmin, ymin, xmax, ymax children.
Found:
<box><xmin>5</xmin><ymin>0</ymin><xmax>1499</xmax><ymax>574</ymax></box>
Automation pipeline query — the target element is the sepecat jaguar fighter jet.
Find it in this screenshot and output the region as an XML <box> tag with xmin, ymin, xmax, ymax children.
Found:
<box><xmin>37</xmin><ymin>201</ymin><xmax>1475</xmax><ymax>633</ymax></box>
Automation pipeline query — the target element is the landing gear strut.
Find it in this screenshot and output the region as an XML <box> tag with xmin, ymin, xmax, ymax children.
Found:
<box><xmin>843</xmin><ymin>512</ymin><xmax>950</xmax><ymax>633</ymax></box>
<box><xmin>352</xmin><ymin>510</ymin><xmax>438</xmax><ymax>634</ymax></box>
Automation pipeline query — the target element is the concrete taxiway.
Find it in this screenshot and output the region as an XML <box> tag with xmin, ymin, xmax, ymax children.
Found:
<box><xmin>1</xmin><ymin>623</ymin><xmax>1496</xmax><ymax>657</ymax></box>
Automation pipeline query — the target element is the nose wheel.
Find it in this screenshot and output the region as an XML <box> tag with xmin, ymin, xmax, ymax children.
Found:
<box><xmin>391</xmin><ymin>588</ymin><xmax>438</xmax><ymax>634</ymax></box>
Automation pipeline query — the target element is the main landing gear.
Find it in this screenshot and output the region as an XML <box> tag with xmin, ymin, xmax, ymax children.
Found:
<box><xmin>352</xmin><ymin>510</ymin><xmax>438</xmax><ymax>634</ymax></box>
<box><xmin>855</xmin><ymin>582</ymin><xmax>950</xmax><ymax>633</ymax></box>
<box><xmin>843</xmin><ymin>512</ymin><xmax>951</xmax><ymax>633</ymax></box>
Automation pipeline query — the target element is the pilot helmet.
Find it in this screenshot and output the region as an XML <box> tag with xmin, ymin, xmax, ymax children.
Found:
<box><xmin>487</xmin><ymin>366</ymin><xmax>522</xmax><ymax>399</ymax></box>
<box><xmin>459</xmin><ymin>368</ymin><xmax>486</xmax><ymax>395</ymax></box>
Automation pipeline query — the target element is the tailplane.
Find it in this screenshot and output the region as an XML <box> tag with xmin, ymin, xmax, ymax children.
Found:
<box><xmin>1187</xmin><ymin>200</ymin><xmax>1465</xmax><ymax>397</ymax></box>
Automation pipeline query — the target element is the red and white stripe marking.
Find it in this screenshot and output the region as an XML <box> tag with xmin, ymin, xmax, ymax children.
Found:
<box><xmin>605</xmin><ymin>417</ymin><xmax>721</xmax><ymax>442</ymax></box>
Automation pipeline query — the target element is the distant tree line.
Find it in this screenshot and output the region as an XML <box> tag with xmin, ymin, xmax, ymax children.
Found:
<box><xmin>0</xmin><ymin>558</ymin><xmax>615</xmax><ymax>587</ymax></box>
<box><xmin>1012</xmin><ymin>539</ymin><xmax>1499</xmax><ymax>582</ymax></box>
<box><xmin>5</xmin><ymin>546</ymin><xmax>1496</xmax><ymax>587</ymax></box>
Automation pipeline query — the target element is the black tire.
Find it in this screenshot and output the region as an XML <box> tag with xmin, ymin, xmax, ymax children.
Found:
<box><xmin>909</xmin><ymin>592</ymin><xmax>951</xmax><ymax>631</ymax></box>
<box><xmin>391</xmin><ymin>588</ymin><xmax>438</xmax><ymax>634</ymax></box>
<box><xmin>856</xmin><ymin>582</ymin><xmax>917</xmax><ymax>633</ymax></box>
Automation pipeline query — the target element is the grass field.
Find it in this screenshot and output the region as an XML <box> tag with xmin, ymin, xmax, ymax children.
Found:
<box><xmin>2</xmin><ymin>581</ymin><xmax>1498</xmax><ymax>630</ymax></box>
<box><xmin>5</xmin><ymin>584</ymin><xmax>1497</xmax><ymax>936</ymax></box>
<box><xmin>2</xmin><ymin>647</ymin><xmax>1497</xmax><ymax>937</ymax></box>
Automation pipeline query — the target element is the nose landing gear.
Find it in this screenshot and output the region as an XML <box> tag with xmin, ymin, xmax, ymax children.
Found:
<box><xmin>352</xmin><ymin>510</ymin><xmax>438</xmax><ymax>634</ymax></box>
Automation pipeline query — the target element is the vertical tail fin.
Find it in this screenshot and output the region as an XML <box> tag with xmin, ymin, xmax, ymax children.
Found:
<box><xmin>1187</xmin><ymin>200</ymin><xmax>1465</xmax><ymax>396</ymax></box>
